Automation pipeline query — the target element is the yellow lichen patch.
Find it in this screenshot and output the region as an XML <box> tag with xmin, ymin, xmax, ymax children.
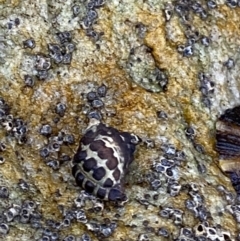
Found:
<box><xmin>135</xmin><ymin>149</ymin><xmax>159</xmax><ymax>170</ymax></box>
<box><xmin>0</xmin><ymin>161</ymin><xmax>22</xmax><ymax>182</ymax></box>
<box><xmin>34</xmin><ymin>173</ymin><xmax>59</xmax><ymax>199</ymax></box>
<box><xmin>164</xmin><ymin>16</ymin><xmax>186</xmax><ymax>46</ymax></box>
<box><xmin>209</xmin><ymin>163</ymin><xmax>233</xmax><ymax>188</ymax></box>
<box><xmin>217</xmin><ymin>5</ymin><xmax>240</xmax><ymax>33</ymax></box>
<box><xmin>137</xmin><ymin>10</ymin><xmax>163</xmax><ymax>28</ymax></box>
<box><xmin>199</xmin><ymin>135</ymin><xmax>216</xmax><ymax>157</ymax></box>
<box><xmin>115</xmin><ymin>89</ymin><xmax>162</xmax><ymax>133</ymax></box>
<box><xmin>184</xmin><ymin>106</ymin><xmax>214</xmax><ymax>152</ymax></box>
<box><xmin>145</xmin><ymin>25</ymin><xmax>166</xmax><ymax>53</ymax></box>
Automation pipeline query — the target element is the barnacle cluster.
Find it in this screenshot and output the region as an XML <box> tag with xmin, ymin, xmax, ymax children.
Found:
<box><xmin>159</xmin><ymin>206</ymin><xmax>184</xmax><ymax>226</ymax></box>
<box><xmin>0</xmin><ymin>195</ymin><xmax>42</xmax><ymax>235</ymax></box>
<box><xmin>198</xmin><ymin>72</ymin><xmax>215</xmax><ymax>108</ymax></box>
<box><xmin>34</xmin><ymin>54</ymin><xmax>51</xmax><ymax>81</ymax></box>
<box><xmin>152</xmin><ymin>143</ymin><xmax>185</xmax><ymax>193</ymax></box>
<box><xmin>83</xmin><ymin>84</ymin><xmax>108</xmax><ymax>120</ymax></box>
<box><xmin>86</xmin><ymin>221</ymin><xmax>117</xmax><ymax>238</ymax></box>
<box><xmin>0</xmin><ymin>98</ymin><xmax>28</xmax><ymax>146</ymax></box>
<box><xmin>184</xmin><ymin>183</ymin><xmax>209</xmax><ymax>221</ymax></box>
<box><xmin>227</xmin><ymin>204</ymin><xmax>240</xmax><ymax>223</ymax></box>
<box><xmin>164</xmin><ymin>0</ymin><xmax>214</xmax><ymax>58</ymax></box>
<box><xmin>48</xmin><ymin>32</ymin><xmax>75</xmax><ymax>65</ymax></box>
<box><xmin>174</xmin><ymin>222</ymin><xmax>232</xmax><ymax>241</ymax></box>
<box><xmin>72</xmin><ymin>0</ymin><xmax>105</xmax><ymax>41</ymax></box>
<box><xmin>23</xmin><ymin>31</ymin><xmax>75</xmax><ymax>83</ymax></box>
<box><xmin>39</xmin><ymin>128</ymin><xmax>75</xmax><ymax>169</ymax></box>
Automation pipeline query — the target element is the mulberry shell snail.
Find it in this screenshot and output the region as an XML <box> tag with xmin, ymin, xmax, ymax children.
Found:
<box><xmin>72</xmin><ymin>118</ymin><xmax>140</xmax><ymax>202</ymax></box>
<box><xmin>215</xmin><ymin>105</ymin><xmax>240</xmax><ymax>194</ymax></box>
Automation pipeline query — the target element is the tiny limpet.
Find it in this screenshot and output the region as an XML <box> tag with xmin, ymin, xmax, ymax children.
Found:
<box><xmin>216</xmin><ymin>106</ymin><xmax>240</xmax><ymax>194</ymax></box>
<box><xmin>72</xmin><ymin>118</ymin><xmax>140</xmax><ymax>201</ymax></box>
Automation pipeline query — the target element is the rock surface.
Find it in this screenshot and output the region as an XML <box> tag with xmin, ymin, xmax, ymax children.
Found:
<box><xmin>0</xmin><ymin>0</ymin><xmax>240</xmax><ymax>240</ymax></box>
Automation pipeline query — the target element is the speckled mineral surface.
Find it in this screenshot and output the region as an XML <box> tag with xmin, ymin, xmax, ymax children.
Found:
<box><xmin>0</xmin><ymin>0</ymin><xmax>240</xmax><ymax>240</ymax></box>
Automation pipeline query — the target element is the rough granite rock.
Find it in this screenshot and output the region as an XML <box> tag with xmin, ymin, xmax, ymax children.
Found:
<box><xmin>0</xmin><ymin>0</ymin><xmax>240</xmax><ymax>240</ymax></box>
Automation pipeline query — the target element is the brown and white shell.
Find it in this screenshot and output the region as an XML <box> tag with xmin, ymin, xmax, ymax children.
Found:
<box><xmin>216</xmin><ymin>106</ymin><xmax>240</xmax><ymax>194</ymax></box>
<box><xmin>72</xmin><ymin>118</ymin><xmax>140</xmax><ymax>201</ymax></box>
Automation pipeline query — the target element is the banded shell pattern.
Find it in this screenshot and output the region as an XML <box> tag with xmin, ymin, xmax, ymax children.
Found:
<box><xmin>216</xmin><ymin>106</ymin><xmax>240</xmax><ymax>194</ymax></box>
<box><xmin>72</xmin><ymin>118</ymin><xmax>140</xmax><ymax>201</ymax></box>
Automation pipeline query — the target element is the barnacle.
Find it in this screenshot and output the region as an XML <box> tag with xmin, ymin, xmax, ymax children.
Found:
<box><xmin>216</xmin><ymin>106</ymin><xmax>240</xmax><ymax>194</ymax></box>
<box><xmin>23</xmin><ymin>38</ymin><xmax>36</xmax><ymax>49</ymax></box>
<box><xmin>23</xmin><ymin>75</ymin><xmax>35</xmax><ymax>87</ymax></box>
<box><xmin>72</xmin><ymin>118</ymin><xmax>140</xmax><ymax>201</ymax></box>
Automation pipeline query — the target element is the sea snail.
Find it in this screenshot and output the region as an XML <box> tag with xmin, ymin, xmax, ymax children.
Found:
<box><xmin>216</xmin><ymin>105</ymin><xmax>240</xmax><ymax>194</ymax></box>
<box><xmin>72</xmin><ymin>118</ymin><xmax>140</xmax><ymax>201</ymax></box>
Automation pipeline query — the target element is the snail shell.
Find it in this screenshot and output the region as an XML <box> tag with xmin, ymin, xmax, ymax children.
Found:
<box><xmin>72</xmin><ymin>118</ymin><xmax>140</xmax><ymax>201</ymax></box>
<box><xmin>216</xmin><ymin>106</ymin><xmax>240</xmax><ymax>194</ymax></box>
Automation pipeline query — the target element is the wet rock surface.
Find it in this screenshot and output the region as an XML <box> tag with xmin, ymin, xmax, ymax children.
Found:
<box><xmin>0</xmin><ymin>0</ymin><xmax>240</xmax><ymax>240</ymax></box>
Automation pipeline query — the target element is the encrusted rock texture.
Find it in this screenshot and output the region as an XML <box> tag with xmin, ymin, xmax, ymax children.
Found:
<box><xmin>0</xmin><ymin>0</ymin><xmax>240</xmax><ymax>240</ymax></box>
